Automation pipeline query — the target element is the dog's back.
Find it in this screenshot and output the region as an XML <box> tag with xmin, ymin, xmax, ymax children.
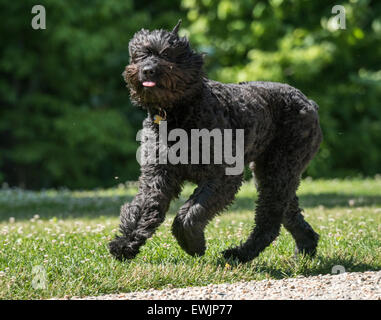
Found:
<box><xmin>205</xmin><ymin>79</ymin><xmax>320</xmax><ymax>129</ymax></box>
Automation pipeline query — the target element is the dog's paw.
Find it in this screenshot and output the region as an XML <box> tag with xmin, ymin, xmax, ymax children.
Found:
<box><xmin>222</xmin><ymin>247</ymin><xmax>253</xmax><ymax>263</ymax></box>
<box><xmin>294</xmin><ymin>232</ymin><xmax>319</xmax><ymax>258</ymax></box>
<box><xmin>108</xmin><ymin>236</ymin><xmax>139</xmax><ymax>261</ymax></box>
<box><xmin>172</xmin><ymin>217</ymin><xmax>206</xmax><ymax>257</ymax></box>
<box><xmin>294</xmin><ymin>245</ymin><xmax>317</xmax><ymax>258</ymax></box>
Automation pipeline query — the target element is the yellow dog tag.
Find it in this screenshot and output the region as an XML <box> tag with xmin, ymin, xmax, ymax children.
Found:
<box><xmin>154</xmin><ymin>115</ymin><xmax>163</xmax><ymax>124</ymax></box>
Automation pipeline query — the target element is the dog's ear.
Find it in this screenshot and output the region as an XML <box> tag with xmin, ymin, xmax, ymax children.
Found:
<box><xmin>171</xmin><ymin>19</ymin><xmax>182</xmax><ymax>35</ymax></box>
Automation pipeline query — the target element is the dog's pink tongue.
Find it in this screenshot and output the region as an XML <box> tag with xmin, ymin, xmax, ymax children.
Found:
<box><xmin>142</xmin><ymin>81</ymin><xmax>156</xmax><ymax>87</ymax></box>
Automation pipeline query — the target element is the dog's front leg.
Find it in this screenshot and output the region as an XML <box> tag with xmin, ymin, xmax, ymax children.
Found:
<box><xmin>172</xmin><ymin>175</ymin><xmax>243</xmax><ymax>256</ymax></box>
<box><xmin>109</xmin><ymin>165</ymin><xmax>182</xmax><ymax>260</ymax></box>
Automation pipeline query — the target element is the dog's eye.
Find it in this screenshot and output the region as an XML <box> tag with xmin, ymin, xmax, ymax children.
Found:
<box><xmin>160</xmin><ymin>50</ymin><xmax>172</xmax><ymax>60</ymax></box>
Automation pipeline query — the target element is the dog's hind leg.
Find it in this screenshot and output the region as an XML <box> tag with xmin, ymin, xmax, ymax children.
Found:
<box><xmin>223</xmin><ymin>156</ymin><xmax>299</xmax><ymax>263</ymax></box>
<box><xmin>172</xmin><ymin>174</ymin><xmax>243</xmax><ymax>256</ymax></box>
<box><xmin>250</xmin><ymin>164</ymin><xmax>319</xmax><ymax>257</ymax></box>
<box><xmin>223</xmin><ymin>100</ymin><xmax>322</xmax><ymax>263</ymax></box>
<box><xmin>282</xmin><ymin>196</ymin><xmax>319</xmax><ymax>256</ymax></box>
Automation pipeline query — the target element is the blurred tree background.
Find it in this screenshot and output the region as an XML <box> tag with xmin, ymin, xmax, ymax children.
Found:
<box><xmin>0</xmin><ymin>0</ymin><xmax>380</xmax><ymax>189</ymax></box>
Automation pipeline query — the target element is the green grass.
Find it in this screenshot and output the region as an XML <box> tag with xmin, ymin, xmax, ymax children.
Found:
<box><xmin>1</xmin><ymin>178</ymin><xmax>381</xmax><ymax>299</ymax></box>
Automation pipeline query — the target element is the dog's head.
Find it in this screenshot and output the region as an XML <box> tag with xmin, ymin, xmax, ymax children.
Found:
<box><xmin>123</xmin><ymin>20</ymin><xmax>204</xmax><ymax>109</ymax></box>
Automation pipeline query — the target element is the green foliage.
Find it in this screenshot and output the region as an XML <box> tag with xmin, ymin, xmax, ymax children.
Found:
<box><xmin>0</xmin><ymin>0</ymin><xmax>185</xmax><ymax>188</ymax></box>
<box><xmin>0</xmin><ymin>0</ymin><xmax>380</xmax><ymax>188</ymax></box>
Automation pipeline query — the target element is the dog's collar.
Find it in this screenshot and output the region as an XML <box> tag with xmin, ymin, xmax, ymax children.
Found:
<box><xmin>153</xmin><ymin>107</ymin><xmax>167</xmax><ymax>124</ymax></box>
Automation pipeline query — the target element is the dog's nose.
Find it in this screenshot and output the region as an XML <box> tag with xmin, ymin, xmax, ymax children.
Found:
<box><xmin>142</xmin><ymin>65</ymin><xmax>155</xmax><ymax>76</ymax></box>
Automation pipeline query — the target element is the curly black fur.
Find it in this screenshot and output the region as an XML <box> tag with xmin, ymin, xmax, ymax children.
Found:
<box><xmin>109</xmin><ymin>20</ymin><xmax>323</xmax><ymax>263</ymax></box>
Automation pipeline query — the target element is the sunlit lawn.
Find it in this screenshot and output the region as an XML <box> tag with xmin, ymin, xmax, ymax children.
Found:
<box><xmin>1</xmin><ymin>178</ymin><xmax>381</xmax><ymax>299</ymax></box>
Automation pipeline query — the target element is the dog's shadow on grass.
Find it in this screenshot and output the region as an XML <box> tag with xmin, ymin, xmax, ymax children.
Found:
<box><xmin>217</xmin><ymin>254</ymin><xmax>381</xmax><ymax>280</ymax></box>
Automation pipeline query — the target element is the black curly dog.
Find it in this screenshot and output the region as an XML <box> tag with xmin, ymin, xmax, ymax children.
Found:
<box><xmin>109</xmin><ymin>20</ymin><xmax>323</xmax><ymax>263</ymax></box>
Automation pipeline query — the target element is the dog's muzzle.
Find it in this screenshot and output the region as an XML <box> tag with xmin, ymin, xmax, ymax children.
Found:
<box><xmin>140</xmin><ymin>63</ymin><xmax>158</xmax><ymax>87</ymax></box>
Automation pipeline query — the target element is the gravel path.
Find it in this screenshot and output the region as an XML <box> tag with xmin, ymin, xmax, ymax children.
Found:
<box><xmin>65</xmin><ymin>271</ymin><xmax>381</xmax><ymax>300</ymax></box>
